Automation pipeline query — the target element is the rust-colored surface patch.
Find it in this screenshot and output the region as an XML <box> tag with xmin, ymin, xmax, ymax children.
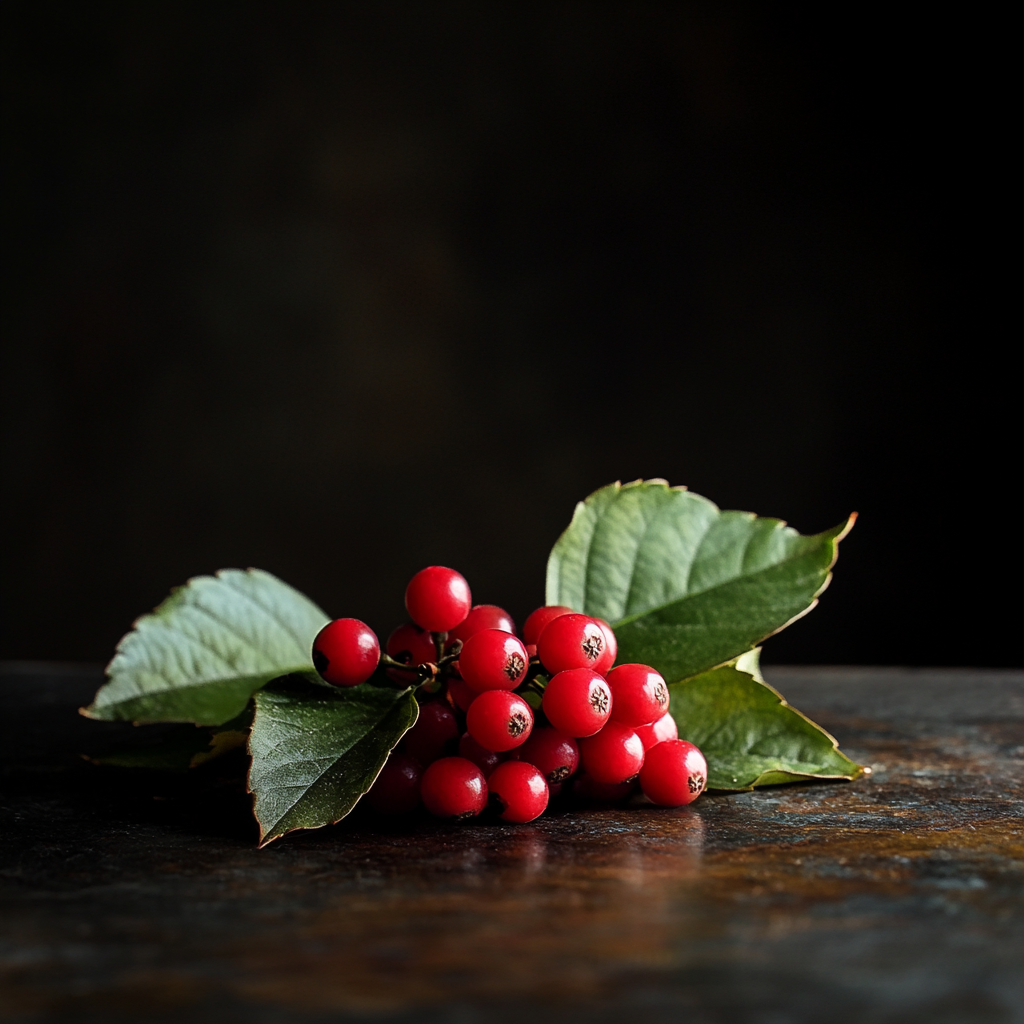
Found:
<box><xmin>1</xmin><ymin>666</ymin><xmax>1022</xmax><ymax>1023</ymax></box>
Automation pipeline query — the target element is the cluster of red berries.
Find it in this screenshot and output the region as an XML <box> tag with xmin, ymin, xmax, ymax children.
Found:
<box><xmin>311</xmin><ymin>566</ymin><xmax>708</xmax><ymax>824</ymax></box>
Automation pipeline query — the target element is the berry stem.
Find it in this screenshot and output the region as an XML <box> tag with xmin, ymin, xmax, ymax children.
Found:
<box><xmin>431</xmin><ymin>631</ymin><xmax>449</xmax><ymax>662</ymax></box>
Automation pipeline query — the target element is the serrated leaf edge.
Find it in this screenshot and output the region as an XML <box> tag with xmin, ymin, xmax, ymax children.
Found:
<box><xmin>671</xmin><ymin>653</ymin><xmax>865</xmax><ymax>791</ymax></box>
<box><xmin>80</xmin><ymin>567</ymin><xmax>328</xmax><ymax>725</ymax></box>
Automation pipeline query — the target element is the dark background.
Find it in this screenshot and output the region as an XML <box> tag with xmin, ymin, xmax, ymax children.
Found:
<box><xmin>2</xmin><ymin>3</ymin><xmax>1016</xmax><ymax>666</ymax></box>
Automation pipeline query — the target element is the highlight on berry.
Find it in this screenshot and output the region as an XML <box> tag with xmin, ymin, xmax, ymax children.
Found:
<box><xmin>311</xmin><ymin>566</ymin><xmax>708</xmax><ymax>824</ymax></box>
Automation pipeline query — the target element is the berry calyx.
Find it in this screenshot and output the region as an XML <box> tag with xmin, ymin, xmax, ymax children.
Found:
<box><xmin>606</xmin><ymin>663</ymin><xmax>670</xmax><ymax>727</ymax></box>
<box><xmin>405</xmin><ymin>566</ymin><xmax>472</xmax><ymax>633</ymax></box>
<box><xmin>509</xmin><ymin>727</ymin><xmax>580</xmax><ymax>784</ymax></box>
<box><xmin>365</xmin><ymin>752</ymin><xmax>422</xmax><ymax>814</ymax></box>
<box><xmin>639</xmin><ymin>739</ymin><xmax>707</xmax><ymax>806</ymax></box>
<box><xmin>466</xmin><ymin>689</ymin><xmax>534</xmax><ymax>752</ymax></box>
<box><xmin>420</xmin><ymin>757</ymin><xmax>487</xmax><ymax>820</ymax></box>
<box><xmin>385</xmin><ymin>621</ymin><xmax>438</xmax><ymax>682</ymax></box>
<box><xmin>311</xmin><ymin>618</ymin><xmax>380</xmax><ymax>687</ymax></box>
<box><xmin>403</xmin><ymin>701</ymin><xmax>459</xmax><ymax>765</ymax></box>
<box><xmin>541</xmin><ymin>668</ymin><xmax>613</xmax><ymax>737</ymax></box>
<box><xmin>458</xmin><ymin>732</ymin><xmax>504</xmax><ymax>776</ymax></box>
<box><xmin>579</xmin><ymin>722</ymin><xmax>645</xmax><ymax>784</ymax></box>
<box><xmin>448</xmin><ymin>605</ymin><xmax>516</xmax><ymax>647</ymax></box>
<box><xmin>635</xmin><ymin>711</ymin><xmax>678</xmax><ymax>750</ymax></box>
<box><xmin>487</xmin><ymin>761</ymin><xmax>549</xmax><ymax>823</ymax></box>
<box><xmin>458</xmin><ymin>629</ymin><xmax>529</xmax><ymax>692</ymax></box>
<box><xmin>537</xmin><ymin>613</ymin><xmax>609</xmax><ymax>674</ymax></box>
<box><xmin>522</xmin><ymin>605</ymin><xmax>573</xmax><ymax>646</ymax></box>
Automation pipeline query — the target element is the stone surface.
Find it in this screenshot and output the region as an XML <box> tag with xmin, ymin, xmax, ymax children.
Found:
<box><xmin>1</xmin><ymin>663</ymin><xmax>1022</xmax><ymax>1023</ymax></box>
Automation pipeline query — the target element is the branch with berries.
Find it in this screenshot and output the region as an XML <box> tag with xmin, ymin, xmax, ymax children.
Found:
<box><xmin>83</xmin><ymin>480</ymin><xmax>862</xmax><ymax>846</ymax></box>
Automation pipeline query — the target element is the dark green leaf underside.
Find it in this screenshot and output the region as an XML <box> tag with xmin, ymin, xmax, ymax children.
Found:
<box><xmin>669</xmin><ymin>656</ymin><xmax>862</xmax><ymax>790</ymax></box>
<box><xmin>83</xmin><ymin>568</ymin><xmax>330</xmax><ymax>726</ymax></box>
<box><xmin>249</xmin><ymin>677</ymin><xmax>419</xmax><ymax>846</ymax></box>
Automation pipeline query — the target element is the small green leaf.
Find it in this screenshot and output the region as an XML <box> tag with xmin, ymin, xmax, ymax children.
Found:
<box><xmin>87</xmin><ymin>726</ymin><xmax>221</xmax><ymax>771</ymax></box>
<box><xmin>248</xmin><ymin>677</ymin><xmax>419</xmax><ymax>846</ymax></box>
<box><xmin>669</xmin><ymin>651</ymin><xmax>862</xmax><ymax>790</ymax></box>
<box><xmin>82</xmin><ymin>569</ymin><xmax>330</xmax><ymax>726</ymax></box>
<box><xmin>86</xmin><ymin>708</ymin><xmax>254</xmax><ymax>771</ymax></box>
<box><xmin>546</xmin><ymin>479</ymin><xmax>853</xmax><ymax>682</ymax></box>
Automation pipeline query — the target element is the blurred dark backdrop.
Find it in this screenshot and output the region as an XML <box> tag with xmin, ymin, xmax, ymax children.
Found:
<box><xmin>2</xmin><ymin>3</ymin><xmax>1016</xmax><ymax>665</ymax></box>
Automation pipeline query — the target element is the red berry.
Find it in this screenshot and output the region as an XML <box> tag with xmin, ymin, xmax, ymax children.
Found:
<box><xmin>579</xmin><ymin>722</ymin><xmax>645</xmax><ymax>784</ymax></box>
<box><xmin>446</xmin><ymin>674</ymin><xmax>477</xmax><ymax>712</ymax></box>
<box><xmin>593</xmin><ymin>618</ymin><xmax>618</xmax><ymax>675</ymax></box>
<box><xmin>537</xmin><ymin>614</ymin><xmax>609</xmax><ymax>674</ymax></box>
<box><xmin>522</xmin><ymin>605</ymin><xmax>573</xmax><ymax>646</ymax></box>
<box><xmin>404</xmin><ymin>566</ymin><xmax>472</xmax><ymax>633</ymax></box>
<box><xmin>459</xmin><ymin>629</ymin><xmax>529</xmax><ymax>693</ymax></box>
<box><xmin>635</xmin><ymin>711</ymin><xmax>678</xmax><ymax>750</ymax></box>
<box><xmin>487</xmin><ymin>761</ymin><xmax>549</xmax><ymax>823</ymax></box>
<box><xmin>365</xmin><ymin>752</ymin><xmax>422</xmax><ymax>814</ymax></box>
<box><xmin>458</xmin><ymin>732</ymin><xmax>504</xmax><ymax>776</ymax></box>
<box><xmin>404</xmin><ymin>701</ymin><xmax>459</xmax><ymax>765</ymax></box>
<box><xmin>448</xmin><ymin>604</ymin><xmax>516</xmax><ymax>647</ymax></box>
<box><xmin>420</xmin><ymin>757</ymin><xmax>487</xmax><ymax>820</ymax></box>
<box><xmin>640</xmin><ymin>739</ymin><xmax>707</xmax><ymax>806</ymax></box>
<box><xmin>606</xmin><ymin>663</ymin><xmax>670</xmax><ymax>727</ymax></box>
<box><xmin>509</xmin><ymin>727</ymin><xmax>579</xmax><ymax>784</ymax></box>
<box><xmin>311</xmin><ymin>618</ymin><xmax>380</xmax><ymax>687</ymax></box>
<box><xmin>541</xmin><ymin>668</ymin><xmax>612</xmax><ymax>737</ymax></box>
<box><xmin>385</xmin><ymin>621</ymin><xmax>438</xmax><ymax>682</ymax></box>
<box><xmin>466</xmin><ymin>689</ymin><xmax>534</xmax><ymax>752</ymax></box>
<box><xmin>571</xmin><ymin>773</ymin><xmax>637</xmax><ymax>803</ymax></box>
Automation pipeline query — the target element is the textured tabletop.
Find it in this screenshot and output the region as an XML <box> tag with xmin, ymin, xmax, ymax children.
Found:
<box><xmin>1</xmin><ymin>663</ymin><xmax>1022</xmax><ymax>1024</ymax></box>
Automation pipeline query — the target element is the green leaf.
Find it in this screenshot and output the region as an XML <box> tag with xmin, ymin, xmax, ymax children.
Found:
<box><xmin>546</xmin><ymin>479</ymin><xmax>854</xmax><ymax>683</ymax></box>
<box><xmin>87</xmin><ymin>707</ymin><xmax>255</xmax><ymax>771</ymax></box>
<box><xmin>87</xmin><ymin>724</ymin><xmax>249</xmax><ymax>771</ymax></box>
<box><xmin>82</xmin><ymin>569</ymin><xmax>330</xmax><ymax>726</ymax></box>
<box><xmin>669</xmin><ymin>650</ymin><xmax>862</xmax><ymax>790</ymax></box>
<box><xmin>248</xmin><ymin>676</ymin><xmax>419</xmax><ymax>846</ymax></box>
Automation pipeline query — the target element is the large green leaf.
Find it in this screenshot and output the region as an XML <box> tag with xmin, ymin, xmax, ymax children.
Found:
<box><xmin>82</xmin><ymin>569</ymin><xmax>330</xmax><ymax>726</ymax></box>
<box><xmin>669</xmin><ymin>651</ymin><xmax>862</xmax><ymax>789</ymax></box>
<box><xmin>546</xmin><ymin>479</ymin><xmax>853</xmax><ymax>682</ymax></box>
<box><xmin>248</xmin><ymin>676</ymin><xmax>419</xmax><ymax>846</ymax></box>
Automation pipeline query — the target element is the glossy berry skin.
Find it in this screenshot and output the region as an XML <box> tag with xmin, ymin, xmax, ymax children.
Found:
<box><xmin>579</xmin><ymin>722</ymin><xmax>645</xmax><ymax>784</ymax></box>
<box><xmin>446</xmin><ymin>674</ymin><xmax>477</xmax><ymax>712</ymax></box>
<box><xmin>312</xmin><ymin>618</ymin><xmax>380</xmax><ymax>687</ymax></box>
<box><xmin>421</xmin><ymin>757</ymin><xmax>487</xmax><ymax>820</ymax></box>
<box><xmin>593</xmin><ymin>618</ymin><xmax>618</xmax><ymax>675</ymax></box>
<box><xmin>404</xmin><ymin>701</ymin><xmax>459</xmax><ymax>765</ymax></box>
<box><xmin>448</xmin><ymin>605</ymin><xmax>516</xmax><ymax>647</ymax></box>
<box><xmin>405</xmin><ymin>566</ymin><xmax>472</xmax><ymax>633</ymax></box>
<box><xmin>459</xmin><ymin>629</ymin><xmax>529</xmax><ymax>693</ymax></box>
<box><xmin>488</xmin><ymin>761</ymin><xmax>549</xmax><ymax>823</ymax></box>
<box><xmin>635</xmin><ymin>711</ymin><xmax>678</xmax><ymax>750</ymax></box>
<box><xmin>542</xmin><ymin>668</ymin><xmax>613</xmax><ymax>737</ymax></box>
<box><xmin>509</xmin><ymin>727</ymin><xmax>580</xmax><ymax>784</ymax></box>
<box><xmin>386</xmin><ymin>622</ymin><xmax>438</xmax><ymax>682</ymax></box>
<box><xmin>365</xmin><ymin>753</ymin><xmax>422</xmax><ymax>814</ymax></box>
<box><xmin>537</xmin><ymin>614</ymin><xmax>609</xmax><ymax>674</ymax></box>
<box><xmin>522</xmin><ymin>605</ymin><xmax>573</xmax><ymax>646</ymax></box>
<box><xmin>458</xmin><ymin>732</ymin><xmax>504</xmax><ymax>776</ymax></box>
<box><xmin>639</xmin><ymin>739</ymin><xmax>707</xmax><ymax>806</ymax></box>
<box><xmin>606</xmin><ymin>663</ymin><xmax>670</xmax><ymax>727</ymax></box>
<box><xmin>466</xmin><ymin>689</ymin><xmax>534</xmax><ymax>752</ymax></box>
